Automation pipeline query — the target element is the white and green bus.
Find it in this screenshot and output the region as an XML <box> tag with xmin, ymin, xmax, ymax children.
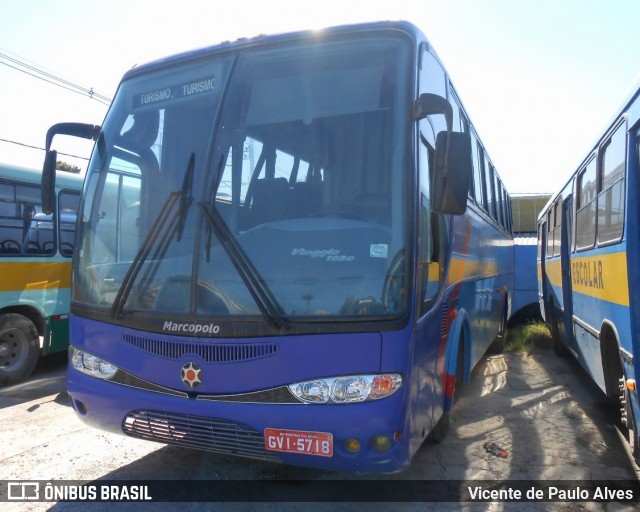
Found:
<box><xmin>0</xmin><ymin>163</ymin><xmax>82</xmax><ymax>385</ymax></box>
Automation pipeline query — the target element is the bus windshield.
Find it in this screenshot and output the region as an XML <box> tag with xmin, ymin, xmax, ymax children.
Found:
<box><xmin>75</xmin><ymin>35</ymin><xmax>411</xmax><ymax>330</ymax></box>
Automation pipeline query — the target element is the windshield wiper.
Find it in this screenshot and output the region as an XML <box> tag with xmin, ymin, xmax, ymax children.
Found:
<box><xmin>110</xmin><ymin>154</ymin><xmax>195</xmax><ymax>319</ymax></box>
<box><xmin>176</xmin><ymin>153</ymin><xmax>195</xmax><ymax>241</ymax></box>
<box><xmin>198</xmin><ymin>201</ymin><xmax>289</xmax><ymax>330</ymax></box>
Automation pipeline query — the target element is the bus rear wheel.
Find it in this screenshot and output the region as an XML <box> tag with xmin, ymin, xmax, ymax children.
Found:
<box><xmin>0</xmin><ymin>313</ymin><xmax>40</xmax><ymax>386</ymax></box>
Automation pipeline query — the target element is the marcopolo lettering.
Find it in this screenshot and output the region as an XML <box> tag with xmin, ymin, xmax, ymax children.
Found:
<box><xmin>572</xmin><ymin>259</ymin><xmax>604</xmax><ymax>290</ymax></box>
<box><xmin>163</xmin><ymin>321</ymin><xmax>220</xmax><ymax>335</ymax></box>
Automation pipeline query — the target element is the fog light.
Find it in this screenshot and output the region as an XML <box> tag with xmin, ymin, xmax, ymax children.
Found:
<box><xmin>345</xmin><ymin>438</ymin><xmax>361</xmax><ymax>453</ymax></box>
<box><xmin>372</xmin><ymin>435</ymin><xmax>391</xmax><ymax>453</ymax></box>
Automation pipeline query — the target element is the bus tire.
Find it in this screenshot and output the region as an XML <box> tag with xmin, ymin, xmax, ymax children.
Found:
<box><xmin>428</xmin><ymin>412</ymin><xmax>449</xmax><ymax>443</ymax></box>
<box><xmin>488</xmin><ymin>298</ymin><xmax>508</xmax><ymax>354</ymax></box>
<box><xmin>0</xmin><ymin>313</ymin><xmax>40</xmax><ymax>386</ymax></box>
<box><xmin>549</xmin><ymin>309</ymin><xmax>570</xmax><ymax>357</ymax></box>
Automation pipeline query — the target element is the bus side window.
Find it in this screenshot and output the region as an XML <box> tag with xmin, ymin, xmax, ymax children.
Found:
<box><xmin>0</xmin><ymin>181</ymin><xmax>55</xmax><ymax>256</ymax></box>
<box><xmin>419</xmin><ymin>50</ymin><xmax>447</xmax><ymax>139</ymax></box>
<box><xmin>470</xmin><ymin>132</ymin><xmax>485</xmax><ymax>209</ymax></box>
<box><xmin>59</xmin><ymin>190</ymin><xmax>80</xmax><ymax>257</ymax></box>
<box><xmin>417</xmin><ymin>49</ymin><xmax>448</xmax><ymax>316</ymax></box>
<box><xmin>575</xmin><ymin>156</ymin><xmax>597</xmax><ymax>251</ymax></box>
<box><xmin>552</xmin><ymin>199</ymin><xmax>561</xmax><ymax>256</ymax></box>
<box><xmin>418</xmin><ymin>126</ymin><xmax>450</xmax><ymax>316</ymax></box>
<box><xmin>483</xmin><ymin>157</ymin><xmax>495</xmax><ymax>219</ymax></box>
<box><xmin>0</xmin><ymin>182</ymin><xmax>20</xmax><ymax>254</ymax></box>
<box><xmin>597</xmin><ymin>122</ymin><xmax>626</xmax><ymax>245</ymax></box>
<box><xmin>546</xmin><ymin>209</ymin><xmax>553</xmax><ymax>257</ymax></box>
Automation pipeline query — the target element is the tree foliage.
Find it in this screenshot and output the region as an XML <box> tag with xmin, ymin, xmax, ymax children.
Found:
<box><xmin>56</xmin><ymin>161</ymin><xmax>81</xmax><ymax>174</ymax></box>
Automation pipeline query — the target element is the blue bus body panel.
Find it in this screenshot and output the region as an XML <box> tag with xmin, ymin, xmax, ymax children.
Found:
<box><xmin>72</xmin><ymin>318</ymin><xmax>385</xmax><ymax>394</ymax></box>
<box><xmin>69</xmin><ymin>317</ymin><xmax>417</xmax><ymax>473</ymax></box>
<box><xmin>512</xmin><ymin>237</ymin><xmax>538</xmax><ymax>316</ymax></box>
<box><xmin>68</xmin><ymin>367</ymin><xmax>410</xmax><ymax>472</ymax></box>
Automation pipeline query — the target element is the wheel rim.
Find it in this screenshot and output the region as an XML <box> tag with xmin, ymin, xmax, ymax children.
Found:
<box><xmin>0</xmin><ymin>327</ymin><xmax>29</xmax><ymax>372</ymax></box>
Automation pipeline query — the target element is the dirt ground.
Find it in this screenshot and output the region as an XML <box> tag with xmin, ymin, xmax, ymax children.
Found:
<box><xmin>1</xmin><ymin>337</ymin><xmax>639</xmax><ymax>511</ymax></box>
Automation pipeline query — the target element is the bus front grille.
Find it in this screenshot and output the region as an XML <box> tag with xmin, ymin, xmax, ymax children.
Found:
<box><xmin>122</xmin><ymin>333</ymin><xmax>279</xmax><ymax>363</ymax></box>
<box><xmin>122</xmin><ymin>410</ymin><xmax>280</xmax><ymax>463</ymax></box>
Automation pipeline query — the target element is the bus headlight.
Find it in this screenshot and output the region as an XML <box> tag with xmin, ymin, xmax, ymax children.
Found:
<box><xmin>289</xmin><ymin>374</ymin><xmax>402</xmax><ymax>404</ymax></box>
<box><xmin>69</xmin><ymin>346</ymin><xmax>118</xmax><ymax>379</ymax></box>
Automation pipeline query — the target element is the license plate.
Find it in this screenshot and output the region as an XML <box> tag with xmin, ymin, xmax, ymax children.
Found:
<box><xmin>264</xmin><ymin>428</ymin><xmax>333</xmax><ymax>457</ymax></box>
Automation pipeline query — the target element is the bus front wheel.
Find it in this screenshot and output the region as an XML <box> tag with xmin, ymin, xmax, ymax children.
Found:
<box><xmin>0</xmin><ymin>313</ymin><xmax>40</xmax><ymax>386</ymax></box>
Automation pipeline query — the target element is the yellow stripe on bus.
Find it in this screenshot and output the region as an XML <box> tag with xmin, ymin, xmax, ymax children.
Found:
<box><xmin>448</xmin><ymin>257</ymin><xmax>498</xmax><ymax>284</ymax></box>
<box><xmin>543</xmin><ymin>259</ymin><xmax>563</xmax><ymax>288</ymax></box>
<box><xmin>0</xmin><ymin>262</ymin><xmax>72</xmax><ymax>292</ymax></box>
<box><xmin>543</xmin><ymin>252</ymin><xmax>629</xmax><ymax>306</ymax></box>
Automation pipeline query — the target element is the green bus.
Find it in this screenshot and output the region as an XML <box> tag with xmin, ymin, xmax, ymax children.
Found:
<box><xmin>0</xmin><ymin>163</ymin><xmax>82</xmax><ymax>385</ymax></box>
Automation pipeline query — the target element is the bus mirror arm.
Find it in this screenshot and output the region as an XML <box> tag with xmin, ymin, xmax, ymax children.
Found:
<box><xmin>414</xmin><ymin>93</ymin><xmax>453</xmax><ymax>131</ymax></box>
<box><xmin>41</xmin><ymin>123</ymin><xmax>101</xmax><ymax>214</ymax></box>
<box><xmin>45</xmin><ymin>122</ymin><xmax>101</xmax><ymax>151</ymax></box>
<box><xmin>42</xmin><ymin>150</ymin><xmax>57</xmax><ymax>215</ymax></box>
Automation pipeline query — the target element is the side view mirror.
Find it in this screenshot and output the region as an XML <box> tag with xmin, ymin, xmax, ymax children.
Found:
<box><xmin>432</xmin><ymin>131</ymin><xmax>472</xmax><ymax>215</ymax></box>
<box><xmin>41</xmin><ymin>122</ymin><xmax>100</xmax><ymax>214</ymax></box>
<box><xmin>415</xmin><ymin>93</ymin><xmax>472</xmax><ymax>215</ymax></box>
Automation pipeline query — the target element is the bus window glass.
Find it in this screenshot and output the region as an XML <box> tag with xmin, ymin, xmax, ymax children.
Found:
<box><xmin>76</xmin><ymin>36</ymin><xmax>411</xmax><ymax>319</ymax></box>
<box><xmin>420</xmin><ymin>50</ymin><xmax>447</xmax><ymax>139</ymax></box>
<box><xmin>59</xmin><ymin>190</ymin><xmax>80</xmax><ymax>257</ymax></box>
<box><xmin>470</xmin><ymin>133</ymin><xmax>484</xmax><ymax>207</ymax></box>
<box><xmin>494</xmin><ymin>175</ymin><xmax>503</xmax><ymax>226</ymax></box>
<box><xmin>448</xmin><ymin>86</ymin><xmax>461</xmax><ymax>133</ymax></box>
<box><xmin>0</xmin><ymin>181</ymin><xmax>54</xmax><ymax>256</ymax></box>
<box><xmin>546</xmin><ymin>209</ymin><xmax>553</xmax><ymax>257</ymax></box>
<box><xmin>602</xmin><ymin>123</ymin><xmax>626</xmax><ymax>189</ymax></box>
<box><xmin>502</xmin><ymin>186</ymin><xmax>512</xmax><ymax>232</ymax></box>
<box><xmin>421</xmin><ymin>51</ymin><xmax>446</xmax><ymax>98</ymax></box>
<box><xmin>484</xmin><ymin>159</ymin><xmax>495</xmax><ymax>219</ymax></box>
<box><xmin>537</xmin><ymin>222</ymin><xmax>544</xmax><ymax>260</ymax></box>
<box><xmin>575</xmin><ymin>157</ymin><xmax>597</xmax><ymax>250</ymax></box>
<box><xmin>552</xmin><ymin>200</ymin><xmax>561</xmax><ymax>257</ymax></box>
<box><xmin>597</xmin><ymin>123</ymin><xmax>625</xmax><ymax>244</ymax></box>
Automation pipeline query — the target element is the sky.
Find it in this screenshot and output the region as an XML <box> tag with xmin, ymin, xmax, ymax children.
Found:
<box><xmin>1</xmin><ymin>0</ymin><xmax>640</xmax><ymax>194</ymax></box>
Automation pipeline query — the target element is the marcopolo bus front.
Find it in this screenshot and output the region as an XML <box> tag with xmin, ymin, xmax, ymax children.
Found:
<box><xmin>67</xmin><ymin>319</ymin><xmax>414</xmax><ymax>472</ymax></box>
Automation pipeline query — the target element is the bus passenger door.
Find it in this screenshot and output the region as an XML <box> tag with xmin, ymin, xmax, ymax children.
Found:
<box><xmin>539</xmin><ymin>220</ymin><xmax>552</xmax><ymax>324</ymax></box>
<box><xmin>558</xmin><ymin>197</ymin><xmax>575</xmax><ymax>348</ymax></box>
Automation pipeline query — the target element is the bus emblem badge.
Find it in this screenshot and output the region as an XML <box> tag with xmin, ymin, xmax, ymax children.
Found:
<box><xmin>181</xmin><ymin>362</ymin><xmax>202</xmax><ymax>388</ymax></box>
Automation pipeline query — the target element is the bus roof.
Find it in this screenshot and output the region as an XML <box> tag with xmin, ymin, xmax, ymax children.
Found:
<box><xmin>0</xmin><ymin>162</ymin><xmax>83</xmax><ymax>190</ymax></box>
<box><xmin>122</xmin><ymin>20</ymin><xmax>429</xmax><ymax>81</ymax></box>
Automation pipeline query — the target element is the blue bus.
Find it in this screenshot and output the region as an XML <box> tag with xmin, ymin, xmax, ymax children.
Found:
<box><xmin>42</xmin><ymin>21</ymin><xmax>513</xmax><ymax>472</ymax></box>
<box><xmin>510</xmin><ymin>194</ymin><xmax>550</xmax><ymax>323</ymax></box>
<box><xmin>538</xmin><ymin>85</ymin><xmax>640</xmax><ymax>464</ymax></box>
